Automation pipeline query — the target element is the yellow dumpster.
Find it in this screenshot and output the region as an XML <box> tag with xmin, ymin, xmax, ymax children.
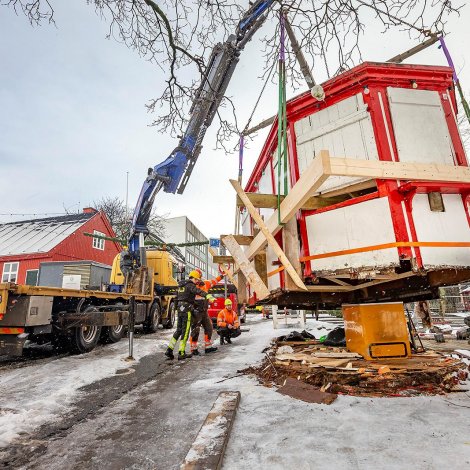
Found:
<box><xmin>342</xmin><ymin>302</ymin><xmax>411</xmax><ymax>360</ymax></box>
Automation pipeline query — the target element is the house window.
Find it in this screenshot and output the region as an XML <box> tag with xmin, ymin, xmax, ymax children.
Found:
<box><xmin>25</xmin><ymin>269</ymin><xmax>39</xmax><ymax>286</ymax></box>
<box><xmin>2</xmin><ymin>262</ymin><xmax>19</xmax><ymax>283</ymax></box>
<box><xmin>92</xmin><ymin>230</ymin><xmax>105</xmax><ymax>250</ymax></box>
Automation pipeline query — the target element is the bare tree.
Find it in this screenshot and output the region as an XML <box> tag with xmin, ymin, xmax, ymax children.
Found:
<box><xmin>4</xmin><ymin>0</ymin><xmax>463</xmax><ymax>150</ymax></box>
<box><xmin>94</xmin><ymin>196</ymin><xmax>166</xmax><ymax>241</ymax></box>
<box><xmin>457</xmin><ymin>93</ymin><xmax>470</xmax><ymax>153</ymax></box>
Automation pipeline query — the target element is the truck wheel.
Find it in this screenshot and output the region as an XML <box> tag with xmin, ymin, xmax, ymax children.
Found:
<box><xmin>101</xmin><ymin>325</ymin><xmax>125</xmax><ymax>343</ymax></box>
<box><xmin>70</xmin><ymin>325</ymin><xmax>102</xmax><ymax>353</ymax></box>
<box><xmin>163</xmin><ymin>302</ymin><xmax>175</xmax><ymax>329</ymax></box>
<box><xmin>143</xmin><ymin>302</ymin><xmax>161</xmax><ymax>333</ymax></box>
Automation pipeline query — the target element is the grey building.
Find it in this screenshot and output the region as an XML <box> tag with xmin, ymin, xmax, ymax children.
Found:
<box><xmin>162</xmin><ymin>216</ymin><xmax>219</xmax><ymax>279</ymax></box>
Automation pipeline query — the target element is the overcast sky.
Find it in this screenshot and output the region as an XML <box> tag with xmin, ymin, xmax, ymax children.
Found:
<box><xmin>1</xmin><ymin>1</ymin><xmax>469</xmax><ymax>241</ymax></box>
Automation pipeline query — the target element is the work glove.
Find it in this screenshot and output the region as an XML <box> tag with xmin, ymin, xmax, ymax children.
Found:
<box><xmin>206</xmin><ymin>294</ymin><xmax>216</xmax><ymax>303</ymax></box>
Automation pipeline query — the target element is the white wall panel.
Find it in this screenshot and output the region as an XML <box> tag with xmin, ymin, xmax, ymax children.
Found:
<box><xmin>412</xmin><ymin>194</ymin><xmax>470</xmax><ymax>267</ymax></box>
<box><xmin>294</xmin><ymin>93</ymin><xmax>379</xmax><ymax>194</ymax></box>
<box><xmin>305</xmin><ymin>197</ymin><xmax>398</xmax><ymax>271</ymax></box>
<box><xmin>387</xmin><ymin>87</ymin><xmax>455</xmax><ymax>165</ymax></box>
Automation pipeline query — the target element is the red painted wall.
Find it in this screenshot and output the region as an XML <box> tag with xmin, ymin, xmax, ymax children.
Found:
<box><xmin>0</xmin><ymin>211</ymin><xmax>120</xmax><ymax>285</ymax></box>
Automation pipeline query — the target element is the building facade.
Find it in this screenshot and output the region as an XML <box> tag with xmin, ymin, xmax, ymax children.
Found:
<box><xmin>0</xmin><ymin>208</ymin><xmax>120</xmax><ymax>286</ymax></box>
<box><xmin>162</xmin><ymin>216</ymin><xmax>219</xmax><ymax>279</ymax></box>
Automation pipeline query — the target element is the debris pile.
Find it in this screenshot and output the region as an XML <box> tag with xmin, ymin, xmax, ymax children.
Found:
<box><xmin>245</xmin><ymin>333</ymin><xmax>469</xmax><ymax>399</ymax></box>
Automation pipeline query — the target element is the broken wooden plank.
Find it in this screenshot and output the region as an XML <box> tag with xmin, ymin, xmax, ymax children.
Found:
<box><xmin>229</xmin><ymin>179</ymin><xmax>308</xmax><ymax>291</ymax></box>
<box><xmin>180</xmin><ymin>391</ymin><xmax>240</xmax><ymax>470</ymax></box>
<box><xmin>221</xmin><ymin>235</ymin><xmax>270</xmax><ymax>300</ymax></box>
<box><xmin>277</xmin><ymin>377</ymin><xmax>337</xmax><ymax>404</ymax></box>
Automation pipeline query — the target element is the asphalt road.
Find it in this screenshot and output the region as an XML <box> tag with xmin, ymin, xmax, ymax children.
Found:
<box><xmin>0</xmin><ymin>321</ymin><xmax>261</xmax><ymax>470</ymax></box>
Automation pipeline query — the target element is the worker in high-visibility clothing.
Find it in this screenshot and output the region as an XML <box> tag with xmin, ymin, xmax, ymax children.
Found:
<box><xmin>189</xmin><ymin>270</ymin><xmax>225</xmax><ymax>355</ymax></box>
<box><xmin>165</xmin><ymin>270</ymin><xmax>215</xmax><ymax>360</ymax></box>
<box><xmin>216</xmin><ymin>298</ymin><xmax>241</xmax><ymax>345</ymax></box>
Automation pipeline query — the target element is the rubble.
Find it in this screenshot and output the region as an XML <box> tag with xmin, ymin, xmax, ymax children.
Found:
<box><xmin>244</xmin><ymin>336</ymin><xmax>469</xmax><ymax>399</ymax></box>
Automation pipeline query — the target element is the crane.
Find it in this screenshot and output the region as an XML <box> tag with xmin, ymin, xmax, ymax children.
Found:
<box><xmin>127</xmin><ymin>0</ymin><xmax>276</xmax><ymax>266</ymax></box>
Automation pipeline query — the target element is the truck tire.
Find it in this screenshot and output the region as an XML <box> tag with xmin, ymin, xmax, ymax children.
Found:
<box><xmin>163</xmin><ymin>302</ymin><xmax>175</xmax><ymax>329</ymax></box>
<box><xmin>70</xmin><ymin>325</ymin><xmax>102</xmax><ymax>353</ymax></box>
<box><xmin>101</xmin><ymin>325</ymin><xmax>125</xmax><ymax>343</ymax></box>
<box><xmin>143</xmin><ymin>302</ymin><xmax>161</xmax><ymax>333</ymax></box>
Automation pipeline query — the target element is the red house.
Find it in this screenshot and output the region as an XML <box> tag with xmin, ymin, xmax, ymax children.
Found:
<box><xmin>0</xmin><ymin>208</ymin><xmax>121</xmax><ymax>286</ymax></box>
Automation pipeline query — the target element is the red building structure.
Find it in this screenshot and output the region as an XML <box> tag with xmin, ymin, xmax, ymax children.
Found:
<box><xmin>0</xmin><ymin>208</ymin><xmax>121</xmax><ymax>286</ymax></box>
<box><xmin>239</xmin><ymin>62</ymin><xmax>470</xmax><ymax>305</ymax></box>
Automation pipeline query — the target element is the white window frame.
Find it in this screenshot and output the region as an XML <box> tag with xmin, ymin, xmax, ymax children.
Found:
<box><xmin>2</xmin><ymin>262</ymin><xmax>19</xmax><ymax>283</ymax></box>
<box><xmin>92</xmin><ymin>230</ymin><xmax>105</xmax><ymax>250</ymax></box>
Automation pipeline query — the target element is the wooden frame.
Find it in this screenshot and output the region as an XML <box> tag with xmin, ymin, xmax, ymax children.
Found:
<box><xmin>222</xmin><ymin>150</ymin><xmax>470</xmax><ymax>295</ymax></box>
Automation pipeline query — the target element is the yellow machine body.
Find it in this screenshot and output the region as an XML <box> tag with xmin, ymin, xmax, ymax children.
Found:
<box><xmin>342</xmin><ymin>302</ymin><xmax>411</xmax><ymax>360</ymax></box>
<box><xmin>110</xmin><ymin>250</ymin><xmax>178</xmax><ymax>288</ymax></box>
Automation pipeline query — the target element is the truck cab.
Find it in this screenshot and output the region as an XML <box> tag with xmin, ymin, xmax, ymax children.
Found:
<box><xmin>207</xmin><ymin>282</ymin><xmax>238</xmax><ymax>325</ymax></box>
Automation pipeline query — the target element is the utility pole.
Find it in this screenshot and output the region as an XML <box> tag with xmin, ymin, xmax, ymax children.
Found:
<box><xmin>125</xmin><ymin>171</ymin><xmax>129</xmax><ymax>221</ymax></box>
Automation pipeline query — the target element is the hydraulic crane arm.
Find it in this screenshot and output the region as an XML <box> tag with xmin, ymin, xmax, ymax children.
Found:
<box><xmin>128</xmin><ymin>0</ymin><xmax>275</xmax><ymax>259</ymax></box>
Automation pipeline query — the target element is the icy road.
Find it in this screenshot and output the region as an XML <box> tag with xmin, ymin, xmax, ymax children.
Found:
<box><xmin>0</xmin><ymin>316</ymin><xmax>469</xmax><ymax>470</ymax></box>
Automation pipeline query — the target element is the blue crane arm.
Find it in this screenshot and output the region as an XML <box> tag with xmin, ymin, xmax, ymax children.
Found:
<box><xmin>128</xmin><ymin>0</ymin><xmax>275</xmax><ymax>259</ymax></box>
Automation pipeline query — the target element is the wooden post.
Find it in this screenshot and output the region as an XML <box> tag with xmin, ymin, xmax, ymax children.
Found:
<box><xmin>236</xmin><ymin>271</ymin><xmax>248</xmax><ymax>305</ymax></box>
<box><xmin>272</xmin><ymin>304</ymin><xmax>279</xmax><ymax>329</ymax></box>
<box><xmin>254</xmin><ymin>251</ymin><xmax>268</xmax><ymax>287</ymax></box>
<box><xmin>282</xmin><ymin>217</ymin><xmax>302</xmax><ymax>290</ymax></box>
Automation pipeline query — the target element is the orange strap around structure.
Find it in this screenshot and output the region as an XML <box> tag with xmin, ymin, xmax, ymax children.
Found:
<box><xmin>266</xmin><ymin>241</ymin><xmax>470</xmax><ymax>277</ymax></box>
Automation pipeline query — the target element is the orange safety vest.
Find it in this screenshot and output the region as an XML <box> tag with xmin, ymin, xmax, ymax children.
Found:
<box><xmin>217</xmin><ymin>308</ymin><xmax>239</xmax><ymax>329</ymax></box>
<box><xmin>196</xmin><ymin>275</ymin><xmax>223</xmax><ymax>299</ymax></box>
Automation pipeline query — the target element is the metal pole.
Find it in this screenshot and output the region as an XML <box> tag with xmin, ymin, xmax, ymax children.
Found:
<box><xmin>139</xmin><ymin>232</ymin><xmax>147</xmax><ymax>267</ymax></box>
<box><xmin>127</xmin><ymin>296</ymin><xmax>136</xmax><ymax>361</ymax></box>
<box><xmin>224</xmin><ymin>268</ymin><xmax>228</xmax><ymax>299</ymax></box>
<box><xmin>125</xmin><ymin>171</ymin><xmax>129</xmax><ymax>222</ymax></box>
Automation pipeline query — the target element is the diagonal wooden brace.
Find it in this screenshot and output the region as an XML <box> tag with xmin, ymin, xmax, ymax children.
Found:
<box><xmin>221</xmin><ymin>235</ymin><xmax>270</xmax><ymax>300</ymax></box>
<box><xmin>229</xmin><ymin>180</ymin><xmax>308</xmax><ymax>290</ymax></box>
<box><xmin>246</xmin><ymin>150</ymin><xmax>332</xmax><ymax>260</ymax></box>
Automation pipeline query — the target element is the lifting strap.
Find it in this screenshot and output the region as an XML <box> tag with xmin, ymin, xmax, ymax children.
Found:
<box><xmin>438</xmin><ymin>36</ymin><xmax>470</xmax><ymax>126</ymax></box>
<box><xmin>277</xmin><ymin>10</ymin><xmax>289</xmax><ymax>225</ymax></box>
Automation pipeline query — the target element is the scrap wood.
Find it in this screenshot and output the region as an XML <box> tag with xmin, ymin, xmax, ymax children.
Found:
<box><xmin>277</xmin><ymin>377</ymin><xmax>337</xmax><ymax>404</ymax></box>
<box><xmin>454</xmin><ymin>349</ymin><xmax>470</xmax><ymax>359</ymax></box>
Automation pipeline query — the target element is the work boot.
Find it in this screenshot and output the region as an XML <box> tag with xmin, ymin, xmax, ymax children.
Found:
<box><xmin>178</xmin><ymin>352</ymin><xmax>193</xmax><ymax>360</ymax></box>
<box><xmin>205</xmin><ymin>346</ymin><xmax>218</xmax><ymax>354</ymax></box>
<box><xmin>192</xmin><ymin>349</ymin><xmax>200</xmax><ymax>356</ymax></box>
<box><xmin>165</xmin><ymin>348</ymin><xmax>174</xmax><ymax>360</ymax></box>
<box><xmin>226</xmin><ymin>337</ymin><xmax>232</xmax><ymax>344</ymax></box>
<box><xmin>220</xmin><ymin>337</ymin><xmax>225</xmax><ymax>345</ymax></box>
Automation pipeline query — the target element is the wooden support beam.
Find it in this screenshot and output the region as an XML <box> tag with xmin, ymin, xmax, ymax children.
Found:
<box><xmin>246</xmin><ymin>150</ymin><xmax>332</xmax><ymax>260</ymax></box>
<box><xmin>220</xmin><ymin>234</ymin><xmax>253</xmax><ymax>245</ymax></box>
<box><xmin>387</xmin><ymin>34</ymin><xmax>440</xmax><ymax>64</ymax></box>
<box><xmin>328</xmin><ymin>157</ymin><xmax>470</xmax><ymax>183</ymax></box>
<box><xmin>230</xmin><ymin>180</ymin><xmax>308</xmax><ymax>291</ymax></box>
<box><xmin>236</xmin><ymin>270</ymin><xmax>248</xmax><ymax>304</ymax></box>
<box><xmin>236</xmin><ymin>193</ymin><xmax>347</xmax><ymax>210</ymax></box>
<box><xmin>254</xmin><ymin>251</ymin><xmax>268</xmax><ymax>287</ymax></box>
<box><xmin>221</xmin><ymin>235</ymin><xmax>270</xmax><ymax>300</ymax></box>
<box><xmin>319</xmin><ymin>179</ymin><xmax>377</xmax><ymax>198</ymax></box>
<box><xmin>212</xmin><ymin>255</ymin><xmax>234</xmax><ymax>264</ymax></box>
<box><xmin>282</xmin><ymin>217</ymin><xmax>302</xmax><ymax>290</ymax></box>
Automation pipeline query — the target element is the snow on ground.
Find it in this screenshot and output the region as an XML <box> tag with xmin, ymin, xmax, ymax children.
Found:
<box><xmin>0</xmin><ymin>332</ymin><xmax>171</xmax><ymax>447</ymax></box>
<box><xmin>187</xmin><ymin>316</ymin><xmax>470</xmax><ymax>470</ymax></box>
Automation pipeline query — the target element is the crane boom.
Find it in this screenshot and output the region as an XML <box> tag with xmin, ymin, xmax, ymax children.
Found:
<box><xmin>128</xmin><ymin>0</ymin><xmax>275</xmax><ymax>260</ymax></box>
